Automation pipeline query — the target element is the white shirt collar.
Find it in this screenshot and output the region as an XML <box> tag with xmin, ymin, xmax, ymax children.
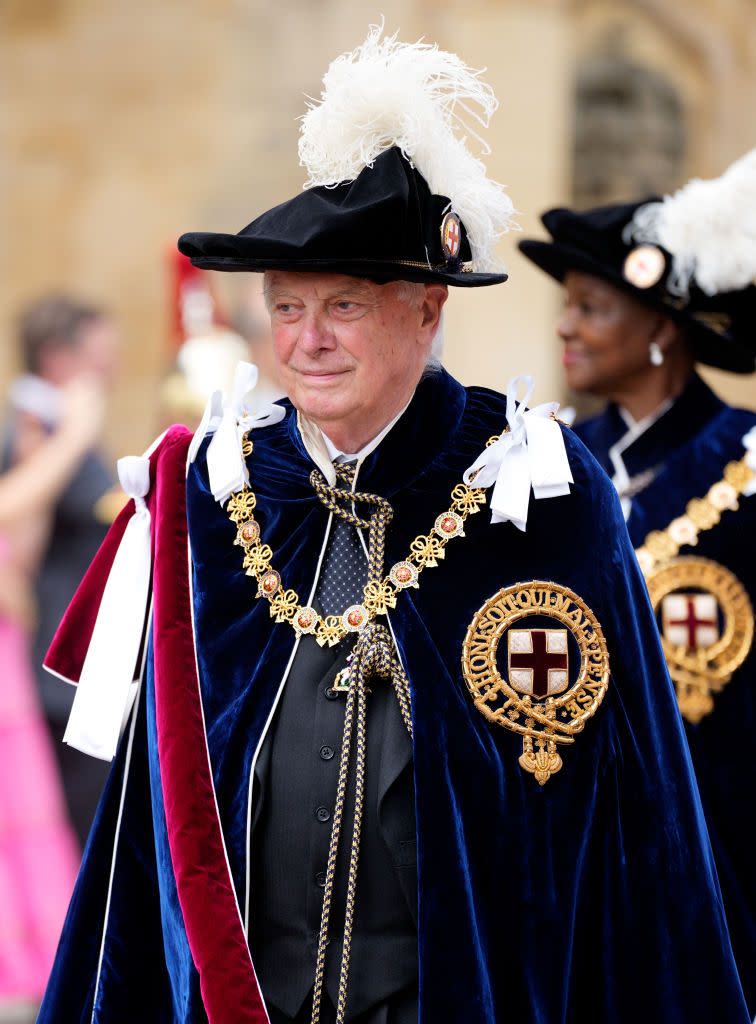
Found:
<box><xmin>609</xmin><ymin>396</ymin><xmax>675</xmax><ymax>519</ymax></box>
<box><xmin>321</xmin><ymin>401</ymin><xmax>411</xmax><ymax>464</ymax></box>
<box><xmin>616</xmin><ymin>396</ymin><xmax>674</xmax><ymax>435</ymax></box>
<box><xmin>297</xmin><ymin>398</ymin><xmax>412</xmax><ymax>484</ymax></box>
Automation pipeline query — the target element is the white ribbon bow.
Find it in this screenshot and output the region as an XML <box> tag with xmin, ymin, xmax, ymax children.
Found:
<box><xmin>63</xmin><ymin>455</ymin><xmax>152</xmax><ymax>761</ymax></box>
<box><xmin>188</xmin><ymin>361</ymin><xmax>285</xmax><ymax>504</ymax></box>
<box><xmin>463</xmin><ymin>375</ymin><xmax>573</xmax><ymax>531</ymax></box>
<box><xmin>742</xmin><ymin>426</ymin><xmax>756</xmax><ymax>497</ymax></box>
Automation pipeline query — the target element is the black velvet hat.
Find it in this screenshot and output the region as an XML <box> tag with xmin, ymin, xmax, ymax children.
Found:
<box><xmin>519</xmin><ymin>198</ymin><xmax>756</xmax><ymax>374</ymax></box>
<box><xmin>179</xmin><ymin>27</ymin><xmax>517</xmax><ymax>291</ymax></box>
<box><xmin>178</xmin><ymin>147</ymin><xmax>507</xmax><ymax>288</ymax></box>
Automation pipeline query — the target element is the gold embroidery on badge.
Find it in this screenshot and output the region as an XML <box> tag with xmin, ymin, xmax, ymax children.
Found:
<box><xmin>645</xmin><ymin>558</ymin><xmax>753</xmax><ymax>724</ymax></box>
<box><xmin>636</xmin><ymin>452</ymin><xmax>755</xmax><ymax>722</ymax></box>
<box><xmin>461</xmin><ymin>582</ymin><xmax>610</xmax><ymax>785</ymax></box>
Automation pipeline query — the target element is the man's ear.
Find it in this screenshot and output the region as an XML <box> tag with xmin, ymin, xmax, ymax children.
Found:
<box><xmin>420</xmin><ymin>285</ymin><xmax>448</xmax><ymax>337</ymax></box>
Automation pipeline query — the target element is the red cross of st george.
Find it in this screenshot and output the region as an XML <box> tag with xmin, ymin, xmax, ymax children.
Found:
<box><xmin>668</xmin><ymin>598</ymin><xmax>717</xmax><ymax>650</ymax></box>
<box><xmin>510</xmin><ymin>631</ymin><xmax>568</xmax><ymax>699</ymax></box>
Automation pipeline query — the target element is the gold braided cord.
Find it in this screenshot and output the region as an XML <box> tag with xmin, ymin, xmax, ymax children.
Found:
<box><xmin>635</xmin><ymin>453</ymin><xmax>755</xmax><ymax>574</ymax></box>
<box><xmin>311</xmin><ymin>463</ymin><xmax>394</xmax><ymax>595</ymax></box>
<box><xmin>310</xmin><ymin>666</ymin><xmax>356</xmax><ymax>1024</ymax></box>
<box><xmin>310</xmin><ymin>624</ymin><xmax>413</xmax><ymax>1024</ymax></box>
<box><xmin>228</xmin><ymin>435</ymin><xmax>488</xmax><ymax>645</ymax></box>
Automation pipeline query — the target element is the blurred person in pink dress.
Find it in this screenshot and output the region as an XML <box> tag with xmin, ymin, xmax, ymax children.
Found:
<box><xmin>2</xmin><ymin>297</ymin><xmax>120</xmax><ymax>847</ymax></box>
<box><xmin>0</xmin><ymin>376</ymin><xmax>104</xmax><ymax>1014</ymax></box>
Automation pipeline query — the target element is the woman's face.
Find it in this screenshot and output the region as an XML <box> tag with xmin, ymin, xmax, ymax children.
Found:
<box><xmin>557</xmin><ymin>270</ymin><xmax>662</xmax><ymax>396</ymax></box>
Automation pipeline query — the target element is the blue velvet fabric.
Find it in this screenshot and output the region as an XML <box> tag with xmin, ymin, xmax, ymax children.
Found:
<box><xmin>38</xmin><ymin>651</ymin><xmax>178</xmax><ymax>1023</ymax></box>
<box><xmin>576</xmin><ymin>372</ymin><xmax>756</xmax><ymax>1014</ymax></box>
<box><xmin>39</xmin><ymin>368</ymin><xmax>749</xmax><ymax>1022</ymax></box>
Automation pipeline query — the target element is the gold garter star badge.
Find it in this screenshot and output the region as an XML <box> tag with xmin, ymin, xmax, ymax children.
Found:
<box><xmin>461</xmin><ymin>582</ymin><xmax>610</xmax><ymax>785</ymax></box>
<box><xmin>644</xmin><ymin>557</ymin><xmax>753</xmax><ymax>723</ymax></box>
<box><xmin>634</xmin><ymin>452</ymin><xmax>756</xmax><ymax>723</ymax></box>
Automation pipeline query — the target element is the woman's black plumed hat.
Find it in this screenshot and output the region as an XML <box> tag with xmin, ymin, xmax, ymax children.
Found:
<box><xmin>519</xmin><ymin>152</ymin><xmax>756</xmax><ymax>373</ymax></box>
<box><xmin>178</xmin><ymin>27</ymin><xmax>516</xmax><ymax>290</ymax></box>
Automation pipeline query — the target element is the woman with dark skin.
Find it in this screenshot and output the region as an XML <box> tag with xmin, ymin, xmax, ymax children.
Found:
<box><xmin>520</xmin><ymin>164</ymin><xmax>756</xmax><ymax>1012</ymax></box>
<box><xmin>559</xmin><ymin>270</ymin><xmax>692</xmax><ymax>421</ymax></box>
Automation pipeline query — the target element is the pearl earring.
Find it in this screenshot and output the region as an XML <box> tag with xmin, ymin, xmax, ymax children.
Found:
<box><xmin>649</xmin><ymin>341</ymin><xmax>664</xmax><ymax>367</ymax></box>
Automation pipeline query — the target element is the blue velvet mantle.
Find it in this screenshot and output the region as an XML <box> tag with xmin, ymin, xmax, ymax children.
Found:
<box><xmin>40</xmin><ymin>368</ymin><xmax>749</xmax><ymax>1023</ymax></box>
<box><xmin>576</xmin><ymin>372</ymin><xmax>756</xmax><ymax>1014</ymax></box>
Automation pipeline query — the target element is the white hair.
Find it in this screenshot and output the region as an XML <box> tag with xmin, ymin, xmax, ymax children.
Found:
<box><xmin>393</xmin><ymin>282</ymin><xmax>445</xmax><ymax>366</ymax></box>
<box><xmin>394</xmin><ymin>280</ymin><xmax>426</xmax><ymax>308</ymax></box>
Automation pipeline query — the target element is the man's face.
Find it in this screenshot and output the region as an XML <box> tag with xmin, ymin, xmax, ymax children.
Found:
<box><xmin>39</xmin><ymin>316</ymin><xmax>121</xmax><ymax>388</ymax></box>
<box><xmin>265</xmin><ymin>272</ymin><xmax>446</xmax><ymax>451</ymax></box>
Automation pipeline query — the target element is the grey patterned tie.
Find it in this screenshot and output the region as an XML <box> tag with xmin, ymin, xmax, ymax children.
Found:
<box><xmin>315</xmin><ymin>462</ymin><xmax>368</xmax><ymax>617</ymax></box>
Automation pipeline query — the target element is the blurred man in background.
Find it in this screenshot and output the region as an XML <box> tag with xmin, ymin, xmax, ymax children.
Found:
<box><xmin>1</xmin><ymin>295</ymin><xmax>118</xmax><ymax>846</ymax></box>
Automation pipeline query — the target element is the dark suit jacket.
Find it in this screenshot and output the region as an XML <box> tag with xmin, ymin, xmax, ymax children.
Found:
<box><xmin>250</xmin><ymin>626</ymin><xmax>417</xmax><ymax>1020</ymax></box>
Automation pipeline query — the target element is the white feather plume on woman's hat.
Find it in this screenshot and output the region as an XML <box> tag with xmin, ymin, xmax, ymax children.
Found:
<box><xmin>626</xmin><ymin>148</ymin><xmax>756</xmax><ymax>297</ymax></box>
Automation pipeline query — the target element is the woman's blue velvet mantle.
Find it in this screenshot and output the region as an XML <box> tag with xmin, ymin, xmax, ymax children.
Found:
<box><xmin>576</xmin><ymin>372</ymin><xmax>756</xmax><ymax>1014</ymax></box>
<box><xmin>39</xmin><ymin>368</ymin><xmax>748</xmax><ymax>1023</ymax></box>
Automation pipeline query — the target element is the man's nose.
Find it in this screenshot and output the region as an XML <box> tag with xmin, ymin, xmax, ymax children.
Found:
<box><xmin>298</xmin><ymin>312</ymin><xmax>336</xmax><ymax>353</ymax></box>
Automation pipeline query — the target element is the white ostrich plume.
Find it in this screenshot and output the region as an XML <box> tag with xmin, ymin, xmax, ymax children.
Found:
<box><xmin>298</xmin><ymin>24</ymin><xmax>517</xmax><ymax>273</ymax></box>
<box><xmin>626</xmin><ymin>148</ymin><xmax>756</xmax><ymax>297</ymax></box>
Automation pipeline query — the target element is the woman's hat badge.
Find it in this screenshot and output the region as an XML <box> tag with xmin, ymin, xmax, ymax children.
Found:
<box><xmin>623</xmin><ymin>244</ymin><xmax>666</xmax><ymax>289</ymax></box>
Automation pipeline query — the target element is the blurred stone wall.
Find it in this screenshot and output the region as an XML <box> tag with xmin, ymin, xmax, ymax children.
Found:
<box><xmin>1</xmin><ymin>0</ymin><xmax>754</xmax><ymax>458</ymax></box>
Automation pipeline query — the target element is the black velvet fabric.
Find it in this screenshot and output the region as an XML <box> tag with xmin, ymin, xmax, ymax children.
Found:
<box><xmin>519</xmin><ymin>201</ymin><xmax>756</xmax><ymax>373</ymax></box>
<box><xmin>177</xmin><ymin>147</ymin><xmax>506</xmax><ymax>287</ymax></box>
<box><xmin>576</xmin><ymin>373</ymin><xmax>756</xmax><ymax>1014</ymax></box>
<box><xmin>39</xmin><ymin>368</ymin><xmax>749</xmax><ymax>1022</ymax></box>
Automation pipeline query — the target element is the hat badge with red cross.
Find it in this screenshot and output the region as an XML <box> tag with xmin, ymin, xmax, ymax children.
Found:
<box><xmin>441</xmin><ymin>211</ymin><xmax>462</xmax><ymax>259</ymax></box>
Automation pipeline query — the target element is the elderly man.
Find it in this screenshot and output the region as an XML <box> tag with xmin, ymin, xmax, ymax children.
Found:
<box><xmin>39</xmin><ymin>29</ymin><xmax>748</xmax><ymax>1024</ymax></box>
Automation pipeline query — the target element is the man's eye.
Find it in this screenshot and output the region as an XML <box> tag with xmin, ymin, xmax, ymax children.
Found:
<box><xmin>335</xmin><ymin>301</ymin><xmax>359</xmax><ymax>312</ymax></box>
